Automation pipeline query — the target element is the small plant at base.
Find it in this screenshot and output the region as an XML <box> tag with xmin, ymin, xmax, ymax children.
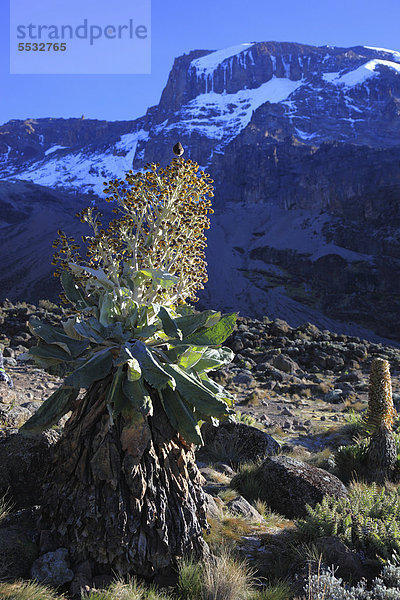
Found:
<box><xmin>0</xmin><ymin>580</ymin><xmax>63</xmax><ymax>600</ymax></box>
<box><xmin>0</xmin><ymin>493</ymin><xmax>13</xmax><ymax>524</ymax></box>
<box><xmin>230</xmin><ymin>462</ymin><xmax>261</xmax><ymax>502</ymax></box>
<box><xmin>202</xmin><ymin>550</ymin><xmax>256</xmax><ymax>600</ymax></box>
<box><xmin>235</xmin><ymin>411</ymin><xmax>257</xmax><ymax>427</ymax></box>
<box><xmin>297</xmin><ymin>481</ymin><xmax>400</xmax><ymax>563</ymax></box>
<box><xmin>177</xmin><ymin>558</ymin><xmax>203</xmax><ymax>600</ymax></box>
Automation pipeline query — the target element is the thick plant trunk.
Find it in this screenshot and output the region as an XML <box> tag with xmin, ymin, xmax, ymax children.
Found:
<box><xmin>366</xmin><ymin>424</ymin><xmax>397</xmax><ymax>484</ymax></box>
<box><xmin>38</xmin><ymin>375</ymin><xmax>209</xmax><ymax>578</ymax></box>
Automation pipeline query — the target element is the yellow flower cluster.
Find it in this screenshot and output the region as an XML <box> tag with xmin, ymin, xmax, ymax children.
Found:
<box><xmin>52</xmin><ymin>156</ymin><xmax>214</xmax><ymax>305</ymax></box>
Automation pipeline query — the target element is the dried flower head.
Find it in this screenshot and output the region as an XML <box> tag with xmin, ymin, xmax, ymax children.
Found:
<box><xmin>53</xmin><ymin>157</ymin><xmax>214</xmax><ymax>307</ymax></box>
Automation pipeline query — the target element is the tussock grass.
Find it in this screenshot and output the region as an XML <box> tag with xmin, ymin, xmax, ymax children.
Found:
<box><xmin>0</xmin><ymin>580</ymin><xmax>62</xmax><ymax>600</ymax></box>
<box><xmin>177</xmin><ymin>558</ymin><xmax>203</xmax><ymax>600</ymax></box>
<box><xmin>202</xmin><ymin>550</ymin><xmax>256</xmax><ymax>600</ymax></box>
<box><xmin>205</xmin><ymin>504</ymin><xmax>265</xmax><ymax>551</ymax></box>
<box><xmin>248</xmin><ymin>582</ymin><xmax>292</xmax><ymax>600</ymax></box>
<box><xmin>230</xmin><ymin>462</ymin><xmax>261</xmax><ymax>502</ymax></box>
<box><xmin>0</xmin><ymin>494</ymin><xmax>14</xmax><ymax>524</ymax></box>
<box><xmin>253</xmin><ymin>501</ymin><xmax>288</xmax><ymax>528</ymax></box>
<box><xmin>83</xmin><ymin>578</ymin><xmax>169</xmax><ymax>600</ymax></box>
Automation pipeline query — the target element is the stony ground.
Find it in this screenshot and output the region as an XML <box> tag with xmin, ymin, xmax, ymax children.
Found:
<box><xmin>1</xmin><ymin>298</ymin><xmax>400</xmax><ymax>597</ymax></box>
<box><xmin>1</xmin><ymin>299</ymin><xmax>399</xmax><ymax>442</ymax></box>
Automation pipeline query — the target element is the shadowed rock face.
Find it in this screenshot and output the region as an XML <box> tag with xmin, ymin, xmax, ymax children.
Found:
<box><xmin>1</xmin><ymin>41</ymin><xmax>400</xmax><ymax>342</ymax></box>
<box><xmin>253</xmin><ymin>456</ymin><xmax>347</xmax><ymax>518</ymax></box>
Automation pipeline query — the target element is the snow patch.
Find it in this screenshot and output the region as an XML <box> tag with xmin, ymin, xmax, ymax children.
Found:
<box><xmin>364</xmin><ymin>46</ymin><xmax>400</xmax><ymax>62</ymax></box>
<box><xmin>191</xmin><ymin>43</ymin><xmax>255</xmax><ymax>77</ymax></box>
<box><xmin>45</xmin><ymin>145</ymin><xmax>68</xmax><ymax>156</ymax></box>
<box><xmin>12</xmin><ymin>129</ymin><xmax>149</xmax><ymax>195</ymax></box>
<box><xmin>295</xmin><ymin>128</ymin><xmax>316</xmax><ymax>140</ymax></box>
<box><xmin>160</xmin><ymin>76</ymin><xmax>304</xmax><ymax>143</ymax></box>
<box><xmin>324</xmin><ymin>59</ymin><xmax>400</xmax><ymax>87</ymax></box>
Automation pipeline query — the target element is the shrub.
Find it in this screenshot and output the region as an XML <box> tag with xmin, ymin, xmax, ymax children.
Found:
<box><xmin>297</xmin><ymin>482</ymin><xmax>400</xmax><ymax>562</ymax></box>
<box><xmin>304</xmin><ymin>559</ymin><xmax>400</xmax><ymax>599</ymax></box>
<box><xmin>177</xmin><ymin>558</ymin><xmax>203</xmax><ymax>600</ymax></box>
<box><xmin>334</xmin><ymin>438</ymin><xmax>370</xmax><ymax>483</ymax></box>
<box><xmin>230</xmin><ymin>462</ymin><xmax>261</xmax><ymax>501</ymax></box>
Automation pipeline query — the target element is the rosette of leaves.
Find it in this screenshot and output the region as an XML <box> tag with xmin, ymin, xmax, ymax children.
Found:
<box><xmin>21</xmin><ymin>269</ymin><xmax>236</xmax><ymax>445</ymax></box>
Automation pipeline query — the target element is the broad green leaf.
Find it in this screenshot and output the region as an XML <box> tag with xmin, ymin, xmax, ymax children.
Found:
<box><xmin>161</xmin><ymin>345</ymin><xmax>191</xmax><ymax>364</ymax></box>
<box><xmin>151</xmin><ymin>271</ymin><xmax>179</xmax><ymax>290</ymax></box>
<box><xmin>122</xmin><ymin>376</ymin><xmax>153</xmax><ymax>416</ymax></box>
<box><xmin>60</xmin><ymin>271</ymin><xmax>89</xmax><ymax>311</ymax></box>
<box><xmin>192</xmin><ymin>346</ymin><xmax>234</xmax><ymax>373</ymax></box>
<box><xmin>197</xmin><ymin>371</ymin><xmax>235</xmax><ymax>407</ymax></box>
<box><xmin>64</xmin><ymin>348</ymin><xmax>113</xmax><ymax>389</ymax></box>
<box><xmin>128</xmin><ymin>340</ymin><xmax>175</xmax><ymax>390</ymax></box>
<box><xmin>29</xmin><ymin>318</ymin><xmax>89</xmax><ymax>357</ymax></box>
<box><xmin>127</xmin><ymin>358</ymin><xmax>141</xmax><ymax>381</ymax></box>
<box><xmin>106</xmin><ymin>366</ymin><xmax>126</xmax><ymax>417</ymax></box>
<box><xmin>20</xmin><ymin>386</ymin><xmax>79</xmax><ymax>433</ymax></box>
<box><xmin>73</xmin><ymin>319</ymin><xmax>105</xmax><ymax>344</ymax></box>
<box><xmin>158</xmin><ymin>306</ymin><xmax>183</xmax><ymax>340</ymax></box>
<box><xmin>68</xmin><ymin>263</ymin><xmax>114</xmax><ymax>290</ymax></box>
<box><xmin>177</xmin><ymin>346</ymin><xmax>206</xmax><ymax>370</ymax></box>
<box><xmin>174</xmin><ymin>310</ymin><xmax>221</xmax><ymax>339</ymax></box>
<box><xmin>62</xmin><ymin>317</ymin><xmax>86</xmax><ymax>341</ymax></box>
<box><xmin>184</xmin><ymin>313</ymin><xmax>237</xmax><ymax>346</ymax></box>
<box><xmin>30</xmin><ymin>342</ymin><xmax>73</xmax><ymax>362</ymax></box>
<box><xmin>99</xmin><ymin>293</ymin><xmax>114</xmax><ymax>326</ymax></box>
<box><xmin>162</xmin><ymin>363</ymin><xmax>234</xmax><ymax>418</ymax></box>
<box><xmin>160</xmin><ymin>386</ymin><xmax>203</xmax><ymax>445</ymax></box>
<box><xmin>131</xmin><ymin>323</ymin><xmax>160</xmax><ymax>340</ymax></box>
<box><xmin>175</xmin><ymin>304</ymin><xmax>195</xmax><ymax>316</ymax></box>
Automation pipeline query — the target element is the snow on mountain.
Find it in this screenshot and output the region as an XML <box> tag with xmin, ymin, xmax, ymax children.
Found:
<box><xmin>324</xmin><ymin>58</ymin><xmax>400</xmax><ymax>87</ymax></box>
<box><xmin>11</xmin><ymin>129</ymin><xmax>149</xmax><ymax>195</ymax></box>
<box><xmin>190</xmin><ymin>42</ymin><xmax>255</xmax><ymax>77</ymax></box>
<box><xmin>364</xmin><ymin>46</ymin><xmax>400</xmax><ymax>62</ymax></box>
<box><xmin>44</xmin><ymin>145</ymin><xmax>68</xmax><ymax>156</ymax></box>
<box><xmin>5</xmin><ymin>41</ymin><xmax>400</xmax><ymax>196</ymax></box>
<box><xmin>159</xmin><ymin>77</ymin><xmax>303</xmax><ymax>144</ymax></box>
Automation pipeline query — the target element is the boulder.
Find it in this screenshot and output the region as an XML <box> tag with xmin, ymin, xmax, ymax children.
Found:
<box><xmin>269</xmin><ymin>319</ymin><xmax>291</xmax><ymax>336</ymax></box>
<box><xmin>316</xmin><ymin>536</ymin><xmax>369</xmax><ymax>581</ymax></box>
<box><xmin>254</xmin><ymin>456</ymin><xmax>347</xmax><ymax>518</ymax></box>
<box><xmin>226</xmin><ymin>496</ymin><xmax>264</xmax><ymax>522</ymax></box>
<box><xmin>0</xmin><ymin>430</ymin><xmax>60</xmax><ymax>508</ymax></box>
<box><xmin>0</xmin><ymin>507</ymin><xmax>39</xmax><ymax>579</ymax></box>
<box><xmin>200</xmin><ymin>421</ymin><xmax>279</xmax><ymax>464</ymax></box>
<box><xmin>271</xmin><ymin>354</ymin><xmax>299</xmax><ymax>374</ymax></box>
<box><xmin>31</xmin><ymin>548</ymin><xmax>74</xmax><ymax>586</ymax></box>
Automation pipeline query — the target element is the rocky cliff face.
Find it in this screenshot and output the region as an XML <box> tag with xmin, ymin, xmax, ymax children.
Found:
<box><xmin>1</xmin><ymin>41</ymin><xmax>400</xmax><ymax>343</ymax></box>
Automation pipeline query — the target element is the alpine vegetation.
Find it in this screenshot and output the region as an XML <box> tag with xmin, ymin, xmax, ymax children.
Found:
<box><xmin>335</xmin><ymin>358</ymin><xmax>398</xmax><ymax>484</ymax></box>
<box><xmin>20</xmin><ymin>153</ymin><xmax>237</xmax><ymax>578</ymax></box>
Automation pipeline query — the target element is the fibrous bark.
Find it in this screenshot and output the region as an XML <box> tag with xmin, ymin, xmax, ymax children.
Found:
<box><xmin>38</xmin><ymin>375</ymin><xmax>209</xmax><ymax>578</ymax></box>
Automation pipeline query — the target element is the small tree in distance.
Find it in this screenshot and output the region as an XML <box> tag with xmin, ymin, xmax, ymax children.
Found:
<box><xmin>20</xmin><ymin>154</ymin><xmax>237</xmax><ymax>579</ymax></box>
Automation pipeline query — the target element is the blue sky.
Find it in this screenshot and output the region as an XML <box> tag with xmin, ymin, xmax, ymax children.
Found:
<box><xmin>1</xmin><ymin>0</ymin><xmax>400</xmax><ymax>124</ymax></box>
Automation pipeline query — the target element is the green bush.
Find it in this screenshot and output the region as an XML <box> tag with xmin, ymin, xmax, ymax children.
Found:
<box><xmin>305</xmin><ymin>560</ymin><xmax>400</xmax><ymax>599</ymax></box>
<box><xmin>230</xmin><ymin>462</ymin><xmax>261</xmax><ymax>501</ymax></box>
<box><xmin>297</xmin><ymin>482</ymin><xmax>400</xmax><ymax>562</ymax></box>
<box><xmin>334</xmin><ymin>438</ymin><xmax>370</xmax><ymax>483</ymax></box>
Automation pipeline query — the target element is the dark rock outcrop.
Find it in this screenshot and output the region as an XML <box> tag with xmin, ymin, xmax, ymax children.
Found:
<box><xmin>0</xmin><ymin>429</ymin><xmax>60</xmax><ymax>508</ymax></box>
<box><xmin>252</xmin><ymin>456</ymin><xmax>347</xmax><ymax>518</ymax></box>
<box><xmin>199</xmin><ymin>421</ymin><xmax>280</xmax><ymax>464</ymax></box>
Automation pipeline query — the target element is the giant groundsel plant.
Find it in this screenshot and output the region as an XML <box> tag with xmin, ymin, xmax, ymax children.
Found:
<box><xmin>21</xmin><ymin>157</ymin><xmax>236</xmax><ymax>445</ymax></box>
